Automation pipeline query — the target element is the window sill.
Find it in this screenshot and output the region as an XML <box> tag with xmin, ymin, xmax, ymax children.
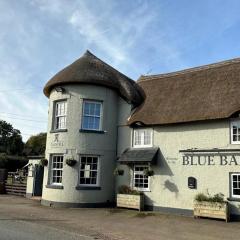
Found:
<box><xmin>50</xmin><ymin>129</ymin><xmax>68</xmax><ymax>133</ymax></box>
<box><xmin>134</xmin><ymin>188</ymin><xmax>151</xmax><ymax>192</ymax></box>
<box><xmin>227</xmin><ymin>197</ymin><xmax>240</xmax><ymax>202</ymax></box>
<box><xmin>133</xmin><ymin>145</ymin><xmax>153</xmax><ymax>148</ymax></box>
<box><xmin>45</xmin><ymin>184</ymin><xmax>64</xmax><ymax>189</ymax></box>
<box><xmin>75</xmin><ymin>186</ymin><xmax>101</xmax><ymax>190</ymax></box>
<box><xmin>79</xmin><ymin>129</ymin><xmax>105</xmax><ymax>134</ymax></box>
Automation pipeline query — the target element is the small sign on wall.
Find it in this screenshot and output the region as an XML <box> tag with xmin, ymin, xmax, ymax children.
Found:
<box><xmin>188</xmin><ymin>177</ymin><xmax>197</xmax><ymax>189</ymax></box>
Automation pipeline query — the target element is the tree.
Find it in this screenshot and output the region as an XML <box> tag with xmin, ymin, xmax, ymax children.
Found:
<box><xmin>0</xmin><ymin>120</ymin><xmax>24</xmax><ymax>155</ymax></box>
<box><xmin>24</xmin><ymin>132</ymin><xmax>47</xmax><ymax>156</ymax></box>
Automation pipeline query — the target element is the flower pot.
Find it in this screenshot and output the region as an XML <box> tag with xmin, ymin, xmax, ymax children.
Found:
<box><xmin>117</xmin><ymin>193</ymin><xmax>144</xmax><ymax>211</ymax></box>
<box><xmin>66</xmin><ymin>159</ymin><xmax>77</xmax><ymax>167</ymax></box>
<box><xmin>194</xmin><ymin>201</ymin><xmax>229</xmax><ymax>222</ymax></box>
<box><xmin>40</xmin><ymin>159</ymin><xmax>48</xmax><ymax>167</ymax></box>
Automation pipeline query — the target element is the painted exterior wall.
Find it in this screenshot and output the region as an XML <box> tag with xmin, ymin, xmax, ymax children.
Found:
<box><xmin>117</xmin><ymin>120</ymin><xmax>240</xmax><ymax>215</ymax></box>
<box><xmin>41</xmin><ymin>82</ymin><xmax>240</xmax><ymax>216</ymax></box>
<box><xmin>42</xmin><ymin>84</ymin><xmax>127</xmax><ymax>206</ymax></box>
<box><xmin>26</xmin><ymin>159</ymin><xmax>41</xmax><ymax>198</ymax></box>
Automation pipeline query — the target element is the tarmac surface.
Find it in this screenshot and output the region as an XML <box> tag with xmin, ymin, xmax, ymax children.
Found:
<box><xmin>0</xmin><ymin>195</ymin><xmax>239</xmax><ymax>240</ymax></box>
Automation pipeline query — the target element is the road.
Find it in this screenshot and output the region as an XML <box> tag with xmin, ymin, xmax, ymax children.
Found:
<box><xmin>0</xmin><ymin>195</ymin><xmax>240</xmax><ymax>240</ymax></box>
<box><xmin>0</xmin><ymin>217</ymin><xmax>92</xmax><ymax>240</ymax></box>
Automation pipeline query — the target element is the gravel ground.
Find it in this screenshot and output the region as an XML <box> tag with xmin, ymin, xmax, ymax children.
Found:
<box><xmin>0</xmin><ymin>195</ymin><xmax>239</xmax><ymax>240</ymax></box>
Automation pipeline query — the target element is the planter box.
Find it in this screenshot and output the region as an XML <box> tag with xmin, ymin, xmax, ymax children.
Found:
<box><xmin>194</xmin><ymin>201</ymin><xmax>229</xmax><ymax>222</ymax></box>
<box><xmin>117</xmin><ymin>194</ymin><xmax>144</xmax><ymax>211</ymax></box>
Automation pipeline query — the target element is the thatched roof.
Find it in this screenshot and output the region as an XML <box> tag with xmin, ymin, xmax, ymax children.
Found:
<box><xmin>44</xmin><ymin>50</ymin><xmax>144</xmax><ymax>107</ymax></box>
<box><xmin>128</xmin><ymin>58</ymin><xmax>240</xmax><ymax>125</ymax></box>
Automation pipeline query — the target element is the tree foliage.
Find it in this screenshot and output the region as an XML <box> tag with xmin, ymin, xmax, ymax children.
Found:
<box><xmin>0</xmin><ymin>120</ymin><xmax>24</xmax><ymax>155</ymax></box>
<box><xmin>24</xmin><ymin>132</ymin><xmax>47</xmax><ymax>156</ymax></box>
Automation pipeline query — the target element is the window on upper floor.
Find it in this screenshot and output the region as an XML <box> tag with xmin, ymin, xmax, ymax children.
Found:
<box><xmin>82</xmin><ymin>100</ymin><xmax>102</xmax><ymax>131</ymax></box>
<box><xmin>133</xmin><ymin>128</ymin><xmax>153</xmax><ymax>148</ymax></box>
<box><xmin>230</xmin><ymin>120</ymin><xmax>240</xmax><ymax>144</ymax></box>
<box><xmin>53</xmin><ymin>100</ymin><xmax>67</xmax><ymax>130</ymax></box>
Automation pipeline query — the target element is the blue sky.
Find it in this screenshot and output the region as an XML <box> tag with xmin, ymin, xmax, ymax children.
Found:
<box><xmin>1</xmin><ymin>0</ymin><xmax>240</xmax><ymax>141</ymax></box>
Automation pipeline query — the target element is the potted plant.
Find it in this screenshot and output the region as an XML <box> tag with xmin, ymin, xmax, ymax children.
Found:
<box><xmin>40</xmin><ymin>158</ymin><xmax>48</xmax><ymax>167</ymax></box>
<box><xmin>193</xmin><ymin>192</ymin><xmax>229</xmax><ymax>222</ymax></box>
<box><xmin>143</xmin><ymin>168</ymin><xmax>154</xmax><ymax>177</ymax></box>
<box><xmin>117</xmin><ymin>185</ymin><xmax>144</xmax><ymax>211</ymax></box>
<box><xmin>66</xmin><ymin>158</ymin><xmax>77</xmax><ymax>167</ymax></box>
<box><xmin>113</xmin><ymin>168</ymin><xmax>124</xmax><ymax>176</ymax></box>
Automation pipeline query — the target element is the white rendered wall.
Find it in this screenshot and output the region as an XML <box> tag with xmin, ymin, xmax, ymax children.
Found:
<box><xmin>117</xmin><ymin>119</ymin><xmax>240</xmax><ymax>215</ymax></box>
<box><xmin>42</xmin><ymin>84</ymin><xmax>119</xmax><ymax>205</ymax></box>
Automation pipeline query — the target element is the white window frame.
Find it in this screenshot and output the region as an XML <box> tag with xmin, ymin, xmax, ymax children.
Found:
<box><xmin>230</xmin><ymin>120</ymin><xmax>240</xmax><ymax>144</ymax></box>
<box><xmin>230</xmin><ymin>173</ymin><xmax>240</xmax><ymax>199</ymax></box>
<box><xmin>50</xmin><ymin>155</ymin><xmax>63</xmax><ymax>185</ymax></box>
<box><xmin>54</xmin><ymin>100</ymin><xmax>67</xmax><ymax>130</ymax></box>
<box><xmin>81</xmin><ymin>100</ymin><xmax>103</xmax><ymax>131</ymax></box>
<box><xmin>133</xmin><ymin>128</ymin><xmax>153</xmax><ymax>148</ymax></box>
<box><xmin>133</xmin><ymin>165</ymin><xmax>150</xmax><ymax>191</ymax></box>
<box><xmin>79</xmin><ymin>155</ymin><xmax>100</xmax><ymax>187</ymax></box>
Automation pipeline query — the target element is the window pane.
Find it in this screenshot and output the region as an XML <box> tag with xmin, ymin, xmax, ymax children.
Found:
<box><xmin>144</xmin><ymin>130</ymin><xmax>151</xmax><ymax>145</ymax></box>
<box><xmin>233</xmin><ymin>126</ymin><xmax>237</xmax><ymax>134</ymax></box>
<box><xmin>84</xmin><ymin>103</ymin><xmax>90</xmax><ymax>115</ymax></box>
<box><xmin>95</xmin><ymin>104</ymin><xmax>101</xmax><ymax>116</ymax></box>
<box><xmin>233</xmin><ymin>135</ymin><xmax>237</xmax><ymax>141</ymax></box>
<box><xmin>233</xmin><ymin>189</ymin><xmax>240</xmax><ymax>196</ymax></box>
<box><xmin>89</xmin><ymin>103</ymin><xmax>95</xmax><ymax>115</ymax></box>
<box><xmin>93</xmin><ymin>118</ymin><xmax>100</xmax><ymax>130</ymax></box>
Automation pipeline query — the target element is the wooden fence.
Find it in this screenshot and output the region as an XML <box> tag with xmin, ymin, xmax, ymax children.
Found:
<box><xmin>5</xmin><ymin>171</ymin><xmax>27</xmax><ymax>196</ymax></box>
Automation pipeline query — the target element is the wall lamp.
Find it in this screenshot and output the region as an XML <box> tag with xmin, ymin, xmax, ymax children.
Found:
<box><xmin>55</xmin><ymin>86</ymin><xmax>65</xmax><ymax>93</ymax></box>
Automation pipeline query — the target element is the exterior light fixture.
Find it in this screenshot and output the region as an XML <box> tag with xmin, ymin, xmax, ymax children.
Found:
<box><xmin>55</xmin><ymin>86</ymin><xmax>65</xmax><ymax>93</ymax></box>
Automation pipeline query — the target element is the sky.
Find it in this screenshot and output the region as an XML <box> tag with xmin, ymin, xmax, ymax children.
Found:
<box><xmin>1</xmin><ymin>0</ymin><xmax>240</xmax><ymax>141</ymax></box>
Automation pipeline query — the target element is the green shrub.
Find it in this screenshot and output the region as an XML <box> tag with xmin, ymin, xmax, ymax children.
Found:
<box><xmin>210</xmin><ymin>193</ymin><xmax>225</xmax><ymax>203</ymax></box>
<box><xmin>143</xmin><ymin>168</ymin><xmax>154</xmax><ymax>176</ymax></box>
<box><xmin>118</xmin><ymin>185</ymin><xmax>140</xmax><ymax>195</ymax></box>
<box><xmin>195</xmin><ymin>192</ymin><xmax>225</xmax><ymax>203</ymax></box>
<box><xmin>195</xmin><ymin>193</ymin><xmax>209</xmax><ymax>202</ymax></box>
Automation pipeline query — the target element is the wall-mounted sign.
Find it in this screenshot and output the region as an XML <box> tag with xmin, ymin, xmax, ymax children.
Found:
<box><xmin>182</xmin><ymin>154</ymin><xmax>240</xmax><ymax>166</ymax></box>
<box><xmin>51</xmin><ymin>134</ymin><xmax>64</xmax><ymax>148</ymax></box>
<box><xmin>188</xmin><ymin>177</ymin><xmax>197</xmax><ymax>189</ymax></box>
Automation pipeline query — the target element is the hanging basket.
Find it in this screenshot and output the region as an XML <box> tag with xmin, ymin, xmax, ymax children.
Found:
<box><xmin>113</xmin><ymin>168</ymin><xmax>124</xmax><ymax>176</ymax></box>
<box><xmin>143</xmin><ymin>169</ymin><xmax>154</xmax><ymax>177</ymax></box>
<box><xmin>40</xmin><ymin>158</ymin><xmax>48</xmax><ymax>167</ymax></box>
<box><xmin>66</xmin><ymin>158</ymin><xmax>77</xmax><ymax>167</ymax></box>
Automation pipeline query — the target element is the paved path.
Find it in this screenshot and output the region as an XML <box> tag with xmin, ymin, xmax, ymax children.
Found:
<box><xmin>0</xmin><ymin>195</ymin><xmax>240</xmax><ymax>240</ymax></box>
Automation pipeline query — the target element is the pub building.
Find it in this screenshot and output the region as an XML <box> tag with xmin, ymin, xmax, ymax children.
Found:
<box><xmin>38</xmin><ymin>50</ymin><xmax>240</xmax><ymax>218</ymax></box>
